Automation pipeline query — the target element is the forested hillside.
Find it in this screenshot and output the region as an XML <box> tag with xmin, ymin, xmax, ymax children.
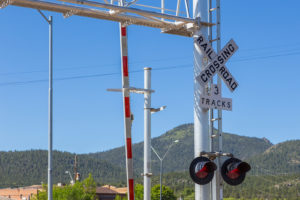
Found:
<box><xmin>88</xmin><ymin>124</ymin><xmax>272</xmax><ymax>175</ymax></box>
<box><xmin>249</xmin><ymin>140</ymin><xmax>300</xmax><ymax>175</ymax></box>
<box><xmin>0</xmin><ymin>150</ymin><xmax>125</xmax><ymax>188</ymax></box>
<box><xmin>140</xmin><ymin>171</ymin><xmax>300</xmax><ymax>200</ymax></box>
<box><xmin>1</xmin><ymin>123</ymin><xmax>299</xmax><ymax>196</ymax></box>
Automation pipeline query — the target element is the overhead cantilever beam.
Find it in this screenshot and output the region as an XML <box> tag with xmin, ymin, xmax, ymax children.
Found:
<box><xmin>0</xmin><ymin>0</ymin><xmax>172</xmax><ymax>27</ymax></box>
<box><xmin>0</xmin><ymin>0</ymin><xmax>214</xmax><ymax>36</ymax></box>
<box><xmin>59</xmin><ymin>0</ymin><xmax>215</xmax><ymax>27</ymax></box>
<box><xmin>59</xmin><ymin>0</ymin><xmax>195</xmax><ymax>23</ymax></box>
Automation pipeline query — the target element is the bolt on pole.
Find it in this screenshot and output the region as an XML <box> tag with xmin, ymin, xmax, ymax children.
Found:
<box><xmin>144</xmin><ymin>67</ymin><xmax>152</xmax><ymax>200</ymax></box>
<box><xmin>193</xmin><ymin>0</ymin><xmax>210</xmax><ymax>199</ymax></box>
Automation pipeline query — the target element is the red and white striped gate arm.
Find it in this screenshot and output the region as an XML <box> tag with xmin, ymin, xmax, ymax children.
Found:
<box><xmin>120</xmin><ymin>23</ymin><xmax>135</xmax><ymax>200</ymax></box>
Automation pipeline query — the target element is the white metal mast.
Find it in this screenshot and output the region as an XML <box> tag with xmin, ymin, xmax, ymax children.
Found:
<box><xmin>193</xmin><ymin>0</ymin><xmax>210</xmax><ymax>199</ymax></box>
<box><xmin>48</xmin><ymin>15</ymin><xmax>53</xmax><ymax>200</ymax></box>
<box><xmin>143</xmin><ymin>67</ymin><xmax>151</xmax><ymax>200</ymax></box>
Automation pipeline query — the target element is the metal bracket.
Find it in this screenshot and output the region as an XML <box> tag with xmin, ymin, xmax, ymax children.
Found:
<box><xmin>211</xmin><ymin>117</ymin><xmax>221</xmax><ymax>122</ymax></box>
<box><xmin>0</xmin><ymin>0</ymin><xmax>12</xmax><ymax>9</ymax></box>
<box><xmin>195</xmin><ymin>17</ymin><xmax>201</xmax><ymax>28</ymax></box>
<box><xmin>125</xmin><ymin>0</ymin><xmax>138</xmax><ymax>7</ymax></box>
<box><xmin>122</xmin><ymin>20</ymin><xmax>134</xmax><ymax>26</ymax></box>
<box><xmin>63</xmin><ymin>9</ymin><xmax>79</xmax><ymax>18</ymax></box>
<box><xmin>130</xmin><ymin>114</ymin><xmax>134</xmax><ymax>121</ymax></box>
<box><xmin>107</xmin><ymin>87</ymin><xmax>155</xmax><ymax>94</ymax></box>
<box><xmin>146</xmin><ymin>106</ymin><xmax>166</xmax><ymax>114</ymax></box>
<box><xmin>199</xmin><ymin>151</ymin><xmax>233</xmax><ymax>160</ymax></box>
<box><xmin>141</xmin><ymin>173</ymin><xmax>153</xmax><ymax>177</ymax></box>
<box><xmin>209</xmin><ymin>38</ymin><xmax>219</xmax><ymax>43</ymax></box>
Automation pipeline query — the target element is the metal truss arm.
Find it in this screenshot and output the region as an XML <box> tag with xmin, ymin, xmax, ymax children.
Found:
<box><xmin>0</xmin><ymin>0</ymin><xmax>215</xmax><ymax>37</ymax></box>
<box><xmin>59</xmin><ymin>0</ymin><xmax>195</xmax><ymax>23</ymax></box>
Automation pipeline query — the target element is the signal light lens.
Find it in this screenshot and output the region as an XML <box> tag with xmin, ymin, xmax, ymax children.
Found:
<box><xmin>189</xmin><ymin>156</ymin><xmax>217</xmax><ymax>185</ymax></box>
<box><xmin>227</xmin><ymin>168</ymin><xmax>240</xmax><ymax>179</ymax></box>
<box><xmin>195</xmin><ymin>164</ymin><xmax>208</xmax><ymax>178</ymax></box>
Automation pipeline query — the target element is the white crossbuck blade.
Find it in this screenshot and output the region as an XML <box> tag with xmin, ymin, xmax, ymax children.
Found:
<box><xmin>195</xmin><ymin>33</ymin><xmax>239</xmax><ymax>92</ymax></box>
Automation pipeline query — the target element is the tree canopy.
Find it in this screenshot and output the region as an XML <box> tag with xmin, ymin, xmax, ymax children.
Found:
<box><xmin>33</xmin><ymin>173</ymin><xmax>97</xmax><ymax>200</ymax></box>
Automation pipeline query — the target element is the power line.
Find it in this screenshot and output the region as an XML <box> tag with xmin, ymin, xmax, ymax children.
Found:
<box><xmin>0</xmin><ymin>56</ymin><xmax>191</xmax><ymax>77</ymax></box>
<box><xmin>0</xmin><ymin>64</ymin><xmax>191</xmax><ymax>87</ymax></box>
<box><xmin>1</xmin><ymin>46</ymin><xmax>299</xmax><ymax>77</ymax></box>
<box><xmin>0</xmin><ymin>48</ymin><xmax>299</xmax><ymax>87</ymax></box>
<box><xmin>231</xmin><ymin>51</ymin><xmax>300</xmax><ymax>63</ymax></box>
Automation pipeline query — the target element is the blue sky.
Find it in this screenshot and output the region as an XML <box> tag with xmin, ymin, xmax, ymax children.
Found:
<box><xmin>0</xmin><ymin>0</ymin><xmax>299</xmax><ymax>153</ymax></box>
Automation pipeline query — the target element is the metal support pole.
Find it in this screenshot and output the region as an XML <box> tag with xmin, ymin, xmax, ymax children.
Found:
<box><xmin>144</xmin><ymin>67</ymin><xmax>152</xmax><ymax>200</ymax></box>
<box><xmin>37</xmin><ymin>11</ymin><xmax>53</xmax><ymax>199</ymax></box>
<box><xmin>151</xmin><ymin>141</ymin><xmax>177</xmax><ymax>200</ymax></box>
<box><xmin>74</xmin><ymin>154</ymin><xmax>77</xmax><ymax>182</ymax></box>
<box><xmin>193</xmin><ymin>0</ymin><xmax>209</xmax><ymax>200</ymax></box>
<box><xmin>160</xmin><ymin>160</ymin><xmax>162</xmax><ymax>200</ymax></box>
<box><xmin>48</xmin><ymin>15</ymin><xmax>53</xmax><ymax>200</ymax></box>
<box><xmin>207</xmin><ymin>0</ymin><xmax>218</xmax><ymax>199</ymax></box>
<box><xmin>216</xmin><ymin>0</ymin><xmax>223</xmax><ymax>199</ymax></box>
<box><xmin>161</xmin><ymin>0</ymin><xmax>164</xmax><ymax>20</ymax></box>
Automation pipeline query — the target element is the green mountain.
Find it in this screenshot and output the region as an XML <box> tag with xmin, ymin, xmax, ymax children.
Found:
<box><xmin>88</xmin><ymin>123</ymin><xmax>273</xmax><ymax>175</ymax></box>
<box><xmin>135</xmin><ymin>139</ymin><xmax>300</xmax><ymax>199</ymax></box>
<box><xmin>2</xmin><ymin>123</ymin><xmax>293</xmax><ymax>189</ymax></box>
<box><xmin>249</xmin><ymin>140</ymin><xmax>300</xmax><ymax>175</ymax></box>
<box><xmin>0</xmin><ymin>150</ymin><xmax>125</xmax><ymax>188</ymax></box>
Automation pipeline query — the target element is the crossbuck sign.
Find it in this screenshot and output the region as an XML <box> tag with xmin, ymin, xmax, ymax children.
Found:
<box><xmin>195</xmin><ymin>33</ymin><xmax>239</xmax><ymax>92</ymax></box>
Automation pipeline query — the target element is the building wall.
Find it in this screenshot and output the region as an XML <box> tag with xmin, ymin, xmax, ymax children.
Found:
<box><xmin>0</xmin><ymin>186</ymin><xmax>41</xmax><ymax>200</ymax></box>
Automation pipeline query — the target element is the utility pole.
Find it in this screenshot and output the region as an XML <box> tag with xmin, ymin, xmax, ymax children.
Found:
<box><xmin>37</xmin><ymin>10</ymin><xmax>53</xmax><ymax>200</ymax></box>
<box><xmin>193</xmin><ymin>0</ymin><xmax>209</xmax><ymax>200</ymax></box>
<box><xmin>37</xmin><ymin>10</ymin><xmax>54</xmax><ymax>200</ymax></box>
<box><xmin>48</xmin><ymin>15</ymin><xmax>53</xmax><ymax>200</ymax></box>
<box><xmin>74</xmin><ymin>155</ymin><xmax>77</xmax><ymax>182</ymax></box>
<box><xmin>144</xmin><ymin>67</ymin><xmax>151</xmax><ymax>200</ymax></box>
<box><xmin>108</xmin><ymin>68</ymin><xmax>158</xmax><ymax>200</ymax></box>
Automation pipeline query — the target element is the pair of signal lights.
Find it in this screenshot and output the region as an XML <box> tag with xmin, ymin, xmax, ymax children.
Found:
<box><xmin>189</xmin><ymin>156</ymin><xmax>251</xmax><ymax>186</ymax></box>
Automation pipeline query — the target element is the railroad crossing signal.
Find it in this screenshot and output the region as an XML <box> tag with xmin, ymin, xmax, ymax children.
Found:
<box><xmin>195</xmin><ymin>32</ymin><xmax>239</xmax><ymax>92</ymax></box>
<box><xmin>221</xmin><ymin>158</ymin><xmax>251</xmax><ymax>186</ymax></box>
<box><xmin>189</xmin><ymin>156</ymin><xmax>217</xmax><ymax>185</ymax></box>
<box><xmin>189</xmin><ymin>156</ymin><xmax>251</xmax><ymax>186</ymax></box>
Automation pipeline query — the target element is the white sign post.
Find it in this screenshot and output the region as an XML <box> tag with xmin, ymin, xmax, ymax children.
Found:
<box><xmin>195</xmin><ymin>33</ymin><xmax>239</xmax><ymax>92</ymax></box>
<box><xmin>200</xmin><ymin>84</ymin><xmax>232</xmax><ymax>111</ymax></box>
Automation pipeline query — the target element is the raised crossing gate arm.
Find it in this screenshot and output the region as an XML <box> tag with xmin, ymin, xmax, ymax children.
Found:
<box><xmin>119</xmin><ymin>23</ymin><xmax>135</xmax><ymax>200</ymax></box>
<box><xmin>0</xmin><ymin>0</ymin><xmax>214</xmax><ymax>37</ymax></box>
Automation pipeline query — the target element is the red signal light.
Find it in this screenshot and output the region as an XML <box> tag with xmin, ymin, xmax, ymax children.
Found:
<box><xmin>189</xmin><ymin>156</ymin><xmax>217</xmax><ymax>185</ymax></box>
<box><xmin>221</xmin><ymin>158</ymin><xmax>251</xmax><ymax>186</ymax></box>
<box><xmin>196</xmin><ymin>164</ymin><xmax>208</xmax><ymax>178</ymax></box>
<box><xmin>227</xmin><ymin>167</ymin><xmax>240</xmax><ymax>179</ymax></box>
